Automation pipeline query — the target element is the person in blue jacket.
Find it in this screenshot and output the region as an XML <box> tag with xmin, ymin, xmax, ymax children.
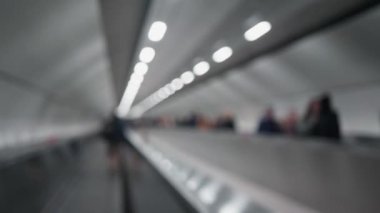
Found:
<box><xmin>257</xmin><ymin>107</ymin><xmax>282</xmax><ymax>135</ymax></box>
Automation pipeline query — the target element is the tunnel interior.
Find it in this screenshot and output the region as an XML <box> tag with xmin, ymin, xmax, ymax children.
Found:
<box><xmin>1</xmin><ymin>0</ymin><xmax>380</xmax><ymax>213</ymax></box>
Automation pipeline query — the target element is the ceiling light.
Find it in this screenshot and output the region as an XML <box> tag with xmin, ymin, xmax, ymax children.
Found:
<box><xmin>134</xmin><ymin>62</ymin><xmax>148</xmax><ymax>75</ymax></box>
<box><xmin>168</xmin><ymin>83</ymin><xmax>176</xmax><ymax>91</ymax></box>
<box><xmin>129</xmin><ymin>107</ymin><xmax>144</xmax><ymax>117</ymax></box>
<box><xmin>180</xmin><ymin>71</ymin><xmax>195</xmax><ymax>84</ymax></box>
<box><xmin>165</xmin><ymin>84</ymin><xmax>175</xmax><ymax>94</ymax></box>
<box><xmin>193</xmin><ymin>61</ymin><xmax>210</xmax><ymax>76</ymax></box>
<box><xmin>158</xmin><ymin>89</ymin><xmax>168</xmax><ymax>99</ymax></box>
<box><xmin>116</xmin><ymin>107</ymin><xmax>129</xmax><ymax>118</ymax></box>
<box><xmin>130</xmin><ymin>73</ymin><xmax>144</xmax><ymax>85</ymax></box>
<box><xmin>219</xmin><ymin>197</ymin><xmax>248</xmax><ymax>213</ymax></box>
<box><xmin>198</xmin><ymin>182</ymin><xmax>221</xmax><ymax>205</ymax></box>
<box><xmin>117</xmin><ymin>92</ymin><xmax>135</xmax><ymax>117</ymax></box>
<box><xmin>153</xmin><ymin>94</ymin><xmax>161</xmax><ymax>102</ymax></box>
<box><xmin>139</xmin><ymin>47</ymin><xmax>156</xmax><ymax>63</ymax></box>
<box><xmin>144</xmin><ymin>97</ymin><xmax>154</xmax><ymax>106</ymax></box>
<box><xmin>130</xmin><ymin>72</ymin><xmax>144</xmax><ymax>80</ymax></box>
<box><xmin>148</xmin><ymin>21</ymin><xmax>167</xmax><ymax>42</ymax></box>
<box><xmin>128</xmin><ymin>85</ymin><xmax>139</xmax><ymax>95</ymax></box>
<box><xmin>171</xmin><ymin>78</ymin><xmax>184</xmax><ymax>91</ymax></box>
<box><xmin>163</xmin><ymin>86</ymin><xmax>172</xmax><ymax>95</ymax></box>
<box><xmin>244</xmin><ymin>21</ymin><xmax>271</xmax><ymax>41</ymax></box>
<box><xmin>212</xmin><ymin>46</ymin><xmax>233</xmax><ymax>63</ymax></box>
<box><xmin>186</xmin><ymin>176</ymin><xmax>201</xmax><ymax>191</ymax></box>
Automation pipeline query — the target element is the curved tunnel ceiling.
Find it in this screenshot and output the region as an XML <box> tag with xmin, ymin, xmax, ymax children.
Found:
<box><xmin>0</xmin><ymin>0</ymin><xmax>117</xmax><ymax>149</ymax></box>
<box><xmin>1</xmin><ymin>0</ymin><xmax>380</xmax><ymax>149</ymax></box>
<box><xmin>124</xmin><ymin>0</ymin><xmax>380</xmax><ymax>135</ymax></box>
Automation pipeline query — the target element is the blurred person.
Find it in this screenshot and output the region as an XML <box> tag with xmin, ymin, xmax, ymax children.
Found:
<box><xmin>299</xmin><ymin>94</ymin><xmax>341</xmax><ymax>141</ymax></box>
<box><xmin>313</xmin><ymin>94</ymin><xmax>341</xmax><ymax>141</ymax></box>
<box><xmin>158</xmin><ymin>116</ymin><xmax>174</xmax><ymax>127</ymax></box>
<box><xmin>215</xmin><ymin>111</ymin><xmax>235</xmax><ymax>130</ymax></box>
<box><xmin>181</xmin><ymin>112</ymin><xmax>200</xmax><ymax>127</ymax></box>
<box><xmin>281</xmin><ymin>110</ymin><xmax>298</xmax><ymax>135</ymax></box>
<box><xmin>101</xmin><ymin>115</ymin><xmax>125</xmax><ymax>173</ymax></box>
<box><xmin>298</xmin><ymin>98</ymin><xmax>320</xmax><ymax>135</ymax></box>
<box><xmin>197</xmin><ymin>115</ymin><xmax>214</xmax><ymax>130</ymax></box>
<box><xmin>257</xmin><ymin>107</ymin><xmax>282</xmax><ymax>135</ymax></box>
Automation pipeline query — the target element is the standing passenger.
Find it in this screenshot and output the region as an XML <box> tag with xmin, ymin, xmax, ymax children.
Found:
<box><xmin>215</xmin><ymin>111</ymin><xmax>235</xmax><ymax>131</ymax></box>
<box><xmin>313</xmin><ymin>94</ymin><xmax>341</xmax><ymax>141</ymax></box>
<box><xmin>257</xmin><ymin>107</ymin><xmax>282</xmax><ymax>135</ymax></box>
<box><xmin>102</xmin><ymin>115</ymin><xmax>125</xmax><ymax>173</ymax></box>
<box><xmin>281</xmin><ymin>110</ymin><xmax>298</xmax><ymax>135</ymax></box>
<box><xmin>298</xmin><ymin>98</ymin><xmax>320</xmax><ymax>136</ymax></box>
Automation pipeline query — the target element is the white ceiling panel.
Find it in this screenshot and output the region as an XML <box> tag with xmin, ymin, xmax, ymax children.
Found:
<box><xmin>277</xmin><ymin>36</ymin><xmax>380</xmax><ymax>89</ymax></box>
<box><xmin>57</xmin><ymin>69</ymin><xmax>116</xmax><ymax>117</ymax></box>
<box><xmin>0</xmin><ymin>79</ymin><xmax>44</xmax><ymax>129</ymax></box>
<box><xmin>0</xmin><ymin>0</ymin><xmax>116</xmax><ymax>148</ymax></box>
<box><xmin>225</xmin><ymin>71</ymin><xmax>280</xmax><ymax>103</ymax></box>
<box><xmin>145</xmin><ymin>3</ymin><xmax>380</xmax><ymax>120</ymax></box>
<box><xmin>0</xmin><ymin>0</ymin><xmax>104</xmax><ymax>87</ymax></box>
<box><xmin>132</xmin><ymin>0</ymin><xmax>316</xmax><ymax>104</ymax></box>
<box><xmin>247</xmin><ymin>58</ymin><xmax>318</xmax><ymax>95</ymax></box>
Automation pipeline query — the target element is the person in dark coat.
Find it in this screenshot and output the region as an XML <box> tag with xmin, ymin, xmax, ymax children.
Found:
<box><xmin>257</xmin><ymin>107</ymin><xmax>282</xmax><ymax>135</ymax></box>
<box><xmin>102</xmin><ymin>115</ymin><xmax>125</xmax><ymax>172</ymax></box>
<box><xmin>180</xmin><ymin>112</ymin><xmax>200</xmax><ymax>127</ymax></box>
<box><xmin>312</xmin><ymin>94</ymin><xmax>341</xmax><ymax>141</ymax></box>
<box><xmin>215</xmin><ymin>111</ymin><xmax>235</xmax><ymax>131</ymax></box>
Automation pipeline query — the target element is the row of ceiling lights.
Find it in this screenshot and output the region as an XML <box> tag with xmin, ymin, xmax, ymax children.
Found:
<box><xmin>116</xmin><ymin>21</ymin><xmax>168</xmax><ymax>117</ymax></box>
<box><xmin>129</xmin><ymin>20</ymin><xmax>272</xmax><ymax>117</ymax></box>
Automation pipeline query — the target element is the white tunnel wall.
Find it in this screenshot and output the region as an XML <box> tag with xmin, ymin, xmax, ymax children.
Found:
<box><xmin>0</xmin><ymin>0</ymin><xmax>116</xmax><ymax>150</ymax></box>
<box><xmin>147</xmin><ymin>6</ymin><xmax>380</xmax><ymax>136</ymax></box>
